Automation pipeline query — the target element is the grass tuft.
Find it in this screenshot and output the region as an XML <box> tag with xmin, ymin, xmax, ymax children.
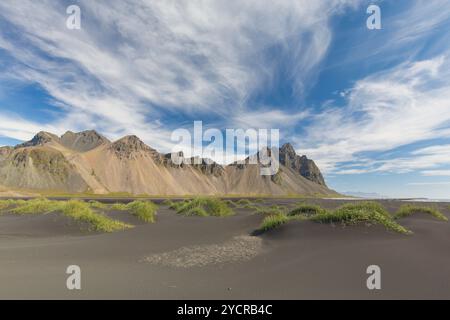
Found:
<box><xmin>395</xmin><ymin>205</ymin><xmax>448</xmax><ymax>222</ymax></box>
<box><xmin>254</xmin><ymin>205</ymin><xmax>287</xmax><ymax>215</ymax></box>
<box><xmin>311</xmin><ymin>202</ymin><xmax>412</xmax><ymax>235</ymax></box>
<box><xmin>0</xmin><ymin>199</ymin><xmax>24</xmax><ymax>212</ymax></box>
<box><xmin>168</xmin><ymin>199</ymin><xmax>188</xmax><ymax>211</ymax></box>
<box><xmin>288</xmin><ymin>204</ymin><xmax>326</xmax><ymax>217</ymax></box>
<box><xmin>174</xmin><ymin>198</ymin><xmax>234</xmax><ymax>217</ymax></box>
<box><xmin>62</xmin><ymin>200</ymin><xmax>132</xmax><ymax>232</ymax></box>
<box><xmin>161</xmin><ymin>199</ymin><xmax>174</xmax><ymax>206</ymax></box>
<box><xmin>256</xmin><ymin>202</ymin><xmax>413</xmax><ymax>235</ymax></box>
<box><xmin>111</xmin><ymin>203</ymin><xmax>128</xmax><ymax>211</ymax></box>
<box><xmin>2</xmin><ymin>198</ymin><xmax>133</xmax><ymax>232</ymax></box>
<box><xmin>88</xmin><ymin>200</ymin><xmax>108</xmax><ymax>210</ymax></box>
<box><xmin>224</xmin><ymin>200</ymin><xmax>237</xmax><ymax>207</ymax></box>
<box><xmin>235</xmin><ymin>199</ymin><xmax>253</xmax><ymax>207</ymax></box>
<box><xmin>259</xmin><ymin>213</ymin><xmax>289</xmax><ymax>232</ymax></box>
<box><xmin>11</xmin><ymin>198</ymin><xmax>62</xmax><ymax>215</ymax></box>
<box><xmin>125</xmin><ymin>201</ymin><xmax>158</xmax><ymax>223</ymax></box>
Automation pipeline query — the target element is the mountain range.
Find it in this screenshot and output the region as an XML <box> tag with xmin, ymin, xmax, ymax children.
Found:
<box><xmin>0</xmin><ymin>130</ymin><xmax>336</xmax><ymax>196</ymax></box>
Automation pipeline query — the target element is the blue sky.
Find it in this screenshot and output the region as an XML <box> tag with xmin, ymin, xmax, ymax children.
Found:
<box><xmin>1</xmin><ymin>0</ymin><xmax>450</xmax><ymax>198</ymax></box>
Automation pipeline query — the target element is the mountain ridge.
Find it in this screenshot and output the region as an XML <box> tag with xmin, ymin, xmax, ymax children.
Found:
<box><xmin>0</xmin><ymin>130</ymin><xmax>336</xmax><ymax>196</ymax></box>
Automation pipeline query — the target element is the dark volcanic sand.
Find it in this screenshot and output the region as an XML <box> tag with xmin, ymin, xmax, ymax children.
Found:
<box><xmin>0</xmin><ymin>199</ymin><xmax>449</xmax><ymax>299</ymax></box>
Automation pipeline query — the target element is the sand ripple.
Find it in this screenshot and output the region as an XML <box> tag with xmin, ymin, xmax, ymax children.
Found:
<box><xmin>143</xmin><ymin>236</ymin><xmax>263</xmax><ymax>268</ymax></box>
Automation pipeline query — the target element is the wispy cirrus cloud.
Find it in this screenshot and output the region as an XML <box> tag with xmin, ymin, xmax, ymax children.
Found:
<box><xmin>0</xmin><ymin>0</ymin><xmax>359</xmax><ymax>150</ymax></box>
<box><xmin>0</xmin><ymin>113</ymin><xmax>62</xmax><ymax>141</ymax></box>
<box><xmin>421</xmin><ymin>170</ymin><xmax>450</xmax><ymax>177</ymax></box>
<box><xmin>295</xmin><ymin>53</ymin><xmax>450</xmax><ymax>174</ymax></box>
<box><xmin>230</xmin><ymin>109</ymin><xmax>309</xmax><ymax>130</ymax></box>
<box><xmin>376</xmin><ymin>145</ymin><xmax>450</xmax><ymax>173</ymax></box>
<box><xmin>291</xmin><ymin>0</ymin><xmax>450</xmax><ymax>177</ymax></box>
<box><xmin>407</xmin><ymin>181</ymin><xmax>450</xmax><ymax>186</ymax></box>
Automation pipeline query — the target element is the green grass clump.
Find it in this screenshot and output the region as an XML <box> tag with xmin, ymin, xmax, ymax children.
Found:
<box><xmin>183</xmin><ymin>206</ymin><xmax>209</xmax><ymax>217</ymax></box>
<box><xmin>235</xmin><ymin>199</ymin><xmax>253</xmax><ymax>207</ymax></box>
<box><xmin>254</xmin><ymin>206</ymin><xmax>287</xmax><ymax>215</ymax></box>
<box><xmin>88</xmin><ymin>200</ymin><xmax>108</xmax><ymax>210</ymax></box>
<box><xmin>242</xmin><ymin>204</ymin><xmax>262</xmax><ymax>211</ymax></box>
<box><xmin>311</xmin><ymin>202</ymin><xmax>411</xmax><ymax>235</ymax></box>
<box><xmin>0</xmin><ymin>199</ymin><xmax>20</xmax><ymax>211</ymax></box>
<box><xmin>62</xmin><ymin>200</ymin><xmax>132</xmax><ymax>232</ymax></box>
<box><xmin>174</xmin><ymin>198</ymin><xmax>234</xmax><ymax>217</ymax></box>
<box><xmin>395</xmin><ymin>205</ymin><xmax>448</xmax><ymax>222</ymax></box>
<box><xmin>111</xmin><ymin>203</ymin><xmax>128</xmax><ymax>211</ymax></box>
<box><xmin>168</xmin><ymin>199</ymin><xmax>189</xmax><ymax>211</ymax></box>
<box><xmin>228</xmin><ymin>199</ymin><xmax>260</xmax><ymax>210</ymax></box>
<box><xmin>259</xmin><ymin>213</ymin><xmax>289</xmax><ymax>232</ymax></box>
<box><xmin>288</xmin><ymin>204</ymin><xmax>327</xmax><ymax>217</ymax></box>
<box><xmin>161</xmin><ymin>199</ymin><xmax>174</xmax><ymax>206</ymax></box>
<box><xmin>224</xmin><ymin>200</ymin><xmax>237</xmax><ymax>207</ymax></box>
<box><xmin>0</xmin><ymin>198</ymin><xmax>134</xmax><ymax>233</ymax></box>
<box><xmin>11</xmin><ymin>198</ymin><xmax>62</xmax><ymax>215</ymax></box>
<box><xmin>125</xmin><ymin>201</ymin><xmax>158</xmax><ymax>223</ymax></box>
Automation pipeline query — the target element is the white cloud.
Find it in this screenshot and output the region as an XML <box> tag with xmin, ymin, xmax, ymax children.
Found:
<box><xmin>0</xmin><ymin>113</ymin><xmax>62</xmax><ymax>141</ymax></box>
<box><xmin>231</xmin><ymin>109</ymin><xmax>309</xmax><ymax>129</ymax></box>
<box><xmin>407</xmin><ymin>182</ymin><xmax>450</xmax><ymax>186</ymax></box>
<box><xmin>295</xmin><ymin>54</ymin><xmax>450</xmax><ymax>174</ymax></box>
<box><xmin>421</xmin><ymin>170</ymin><xmax>450</xmax><ymax>177</ymax></box>
<box><xmin>375</xmin><ymin>145</ymin><xmax>450</xmax><ymax>173</ymax></box>
<box><xmin>0</xmin><ymin>0</ymin><xmax>358</xmax><ymax>150</ymax></box>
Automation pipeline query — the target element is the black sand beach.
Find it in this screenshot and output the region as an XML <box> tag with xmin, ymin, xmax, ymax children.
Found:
<box><xmin>0</xmin><ymin>199</ymin><xmax>449</xmax><ymax>299</ymax></box>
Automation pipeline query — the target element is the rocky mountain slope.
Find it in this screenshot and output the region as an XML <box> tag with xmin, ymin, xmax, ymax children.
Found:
<box><xmin>0</xmin><ymin>130</ymin><xmax>336</xmax><ymax>196</ymax></box>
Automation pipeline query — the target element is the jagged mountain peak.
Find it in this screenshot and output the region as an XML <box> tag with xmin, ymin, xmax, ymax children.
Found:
<box><xmin>280</xmin><ymin>143</ymin><xmax>296</xmax><ymax>156</ymax></box>
<box><xmin>60</xmin><ymin>130</ymin><xmax>110</xmax><ymax>152</ymax></box>
<box><xmin>113</xmin><ymin>135</ymin><xmax>148</xmax><ymax>149</ymax></box>
<box><xmin>279</xmin><ymin>143</ymin><xmax>326</xmax><ymax>186</ymax></box>
<box><xmin>15</xmin><ymin>130</ymin><xmax>110</xmax><ymax>152</ymax></box>
<box><xmin>110</xmin><ymin>135</ymin><xmax>158</xmax><ymax>158</ymax></box>
<box><xmin>161</xmin><ymin>152</ymin><xmax>224</xmax><ymax>176</ymax></box>
<box><xmin>15</xmin><ymin>131</ymin><xmax>60</xmax><ymax>149</ymax></box>
<box><xmin>62</xmin><ymin>129</ymin><xmax>104</xmax><ymax>138</ymax></box>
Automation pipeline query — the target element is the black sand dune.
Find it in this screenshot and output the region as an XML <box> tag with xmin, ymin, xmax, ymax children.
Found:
<box><xmin>0</xmin><ymin>199</ymin><xmax>449</xmax><ymax>299</ymax></box>
<box><xmin>0</xmin><ymin>212</ymin><xmax>92</xmax><ymax>238</ymax></box>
